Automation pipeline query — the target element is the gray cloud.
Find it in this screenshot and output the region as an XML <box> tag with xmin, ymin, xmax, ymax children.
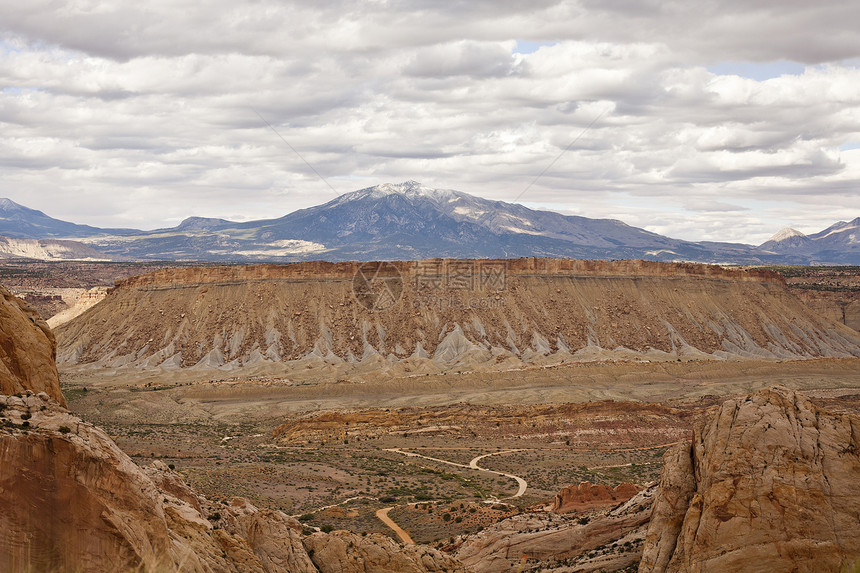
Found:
<box><xmin>0</xmin><ymin>1</ymin><xmax>859</xmax><ymax>243</ymax></box>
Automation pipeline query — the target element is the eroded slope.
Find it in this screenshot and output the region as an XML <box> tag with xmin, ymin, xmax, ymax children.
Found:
<box><xmin>55</xmin><ymin>259</ymin><xmax>860</xmax><ymax>370</ymax></box>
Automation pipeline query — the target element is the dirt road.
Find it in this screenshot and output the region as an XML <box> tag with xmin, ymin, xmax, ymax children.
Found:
<box><xmin>385</xmin><ymin>447</ymin><xmax>528</xmax><ymax>499</ymax></box>
<box><xmin>468</xmin><ymin>450</ymin><xmax>528</xmax><ymax>499</ymax></box>
<box><xmin>375</xmin><ymin>507</ymin><xmax>415</xmax><ymax>544</ymax></box>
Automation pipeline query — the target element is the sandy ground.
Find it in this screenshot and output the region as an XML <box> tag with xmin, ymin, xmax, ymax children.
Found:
<box><xmin>60</xmin><ymin>357</ymin><xmax>860</xmax><ymax>425</ymax></box>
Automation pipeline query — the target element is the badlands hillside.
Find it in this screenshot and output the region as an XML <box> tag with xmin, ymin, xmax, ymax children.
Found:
<box><xmin>56</xmin><ymin>258</ymin><xmax>860</xmax><ymax>370</ymax></box>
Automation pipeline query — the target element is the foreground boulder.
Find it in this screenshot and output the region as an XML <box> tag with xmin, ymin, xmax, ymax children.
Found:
<box><xmin>640</xmin><ymin>386</ymin><xmax>860</xmax><ymax>572</ymax></box>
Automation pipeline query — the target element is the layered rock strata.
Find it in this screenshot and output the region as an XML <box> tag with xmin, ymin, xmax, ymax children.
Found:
<box><xmin>56</xmin><ymin>258</ymin><xmax>860</xmax><ymax>369</ymax></box>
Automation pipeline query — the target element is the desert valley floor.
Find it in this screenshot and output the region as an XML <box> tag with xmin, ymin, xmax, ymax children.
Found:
<box><xmin>62</xmin><ymin>357</ymin><xmax>860</xmax><ymax>539</ymax></box>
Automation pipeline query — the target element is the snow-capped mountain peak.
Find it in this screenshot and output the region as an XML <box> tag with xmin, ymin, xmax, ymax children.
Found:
<box><xmin>767</xmin><ymin>228</ymin><xmax>807</xmax><ymax>242</ymax></box>
<box><xmin>337</xmin><ymin>181</ymin><xmax>460</xmax><ymax>204</ymax></box>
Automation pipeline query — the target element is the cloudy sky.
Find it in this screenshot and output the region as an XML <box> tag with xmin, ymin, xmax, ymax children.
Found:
<box><xmin>1</xmin><ymin>0</ymin><xmax>859</xmax><ymax>244</ymax></box>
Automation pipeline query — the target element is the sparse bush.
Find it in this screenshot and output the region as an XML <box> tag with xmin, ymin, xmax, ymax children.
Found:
<box><xmin>58</xmin><ymin>426</ymin><xmax>71</xmax><ymax>434</ymax></box>
<box><xmin>320</xmin><ymin>524</ymin><xmax>334</xmax><ymax>533</ymax></box>
<box><xmin>208</xmin><ymin>513</ymin><xmax>221</xmax><ymax>521</ymax></box>
<box><xmin>443</xmin><ymin>513</ymin><xmax>452</xmax><ymax>522</ymax></box>
<box><xmin>298</xmin><ymin>514</ymin><xmax>314</xmax><ymax>522</ymax></box>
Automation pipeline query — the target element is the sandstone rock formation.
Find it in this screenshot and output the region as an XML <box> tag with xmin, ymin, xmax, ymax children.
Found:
<box><xmin>303</xmin><ymin>530</ymin><xmax>465</xmax><ymax>572</ymax></box>
<box><xmin>553</xmin><ymin>481</ymin><xmax>642</xmax><ymax>514</ymax></box>
<box><xmin>56</xmin><ymin>258</ymin><xmax>860</xmax><ymax>370</ymax></box>
<box><xmin>639</xmin><ymin>387</ymin><xmax>860</xmax><ymax>572</ymax></box>
<box><xmin>0</xmin><ymin>284</ymin><xmax>65</xmax><ymax>405</ymax></box>
<box><xmin>456</xmin><ymin>487</ymin><xmax>655</xmax><ymax>572</ymax></box>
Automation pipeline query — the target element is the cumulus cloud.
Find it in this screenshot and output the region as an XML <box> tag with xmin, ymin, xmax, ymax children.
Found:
<box><xmin>0</xmin><ymin>0</ymin><xmax>859</xmax><ymax>242</ymax></box>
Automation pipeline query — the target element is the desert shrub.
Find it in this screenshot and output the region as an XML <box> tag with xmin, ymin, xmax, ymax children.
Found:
<box><xmin>320</xmin><ymin>524</ymin><xmax>334</xmax><ymax>533</ymax></box>
<box><xmin>298</xmin><ymin>514</ymin><xmax>314</xmax><ymax>522</ymax></box>
<box><xmin>58</xmin><ymin>426</ymin><xmax>72</xmax><ymax>434</ymax></box>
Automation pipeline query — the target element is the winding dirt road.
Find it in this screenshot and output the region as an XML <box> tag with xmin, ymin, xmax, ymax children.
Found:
<box><xmin>375</xmin><ymin>507</ymin><xmax>415</xmax><ymax>545</ymax></box>
<box><xmin>376</xmin><ymin>448</ymin><xmax>529</xmax><ymax>542</ymax></box>
<box><xmin>468</xmin><ymin>450</ymin><xmax>528</xmax><ymax>498</ymax></box>
<box><xmin>384</xmin><ymin>448</ymin><xmax>528</xmax><ymax>499</ymax></box>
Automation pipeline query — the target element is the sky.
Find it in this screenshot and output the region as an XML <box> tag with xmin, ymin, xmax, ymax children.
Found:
<box><xmin>1</xmin><ymin>1</ymin><xmax>859</xmax><ymax>245</ymax></box>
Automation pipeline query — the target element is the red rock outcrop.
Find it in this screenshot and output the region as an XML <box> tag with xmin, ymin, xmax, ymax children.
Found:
<box><xmin>0</xmin><ymin>284</ymin><xmax>65</xmax><ymax>406</ymax></box>
<box><xmin>639</xmin><ymin>387</ymin><xmax>860</xmax><ymax>572</ymax></box>
<box><xmin>553</xmin><ymin>481</ymin><xmax>643</xmax><ymax>513</ymax></box>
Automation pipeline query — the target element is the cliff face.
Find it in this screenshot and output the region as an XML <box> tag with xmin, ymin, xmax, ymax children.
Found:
<box><xmin>639</xmin><ymin>387</ymin><xmax>860</xmax><ymax>573</ymax></box>
<box><xmin>56</xmin><ymin>259</ymin><xmax>860</xmax><ymax>370</ymax></box>
<box><xmin>112</xmin><ymin>259</ymin><xmax>785</xmax><ymax>288</ymax></box>
<box><xmin>0</xmin><ymin>284</ymin><xmax>65</xmax><ymax>406</ymax></box>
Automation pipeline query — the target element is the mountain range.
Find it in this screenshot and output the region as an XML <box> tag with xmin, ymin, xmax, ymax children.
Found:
<box><xmin>1</xmin><ymin>182</ymin><xmax>858</xmax><ymax>264</ymax></box>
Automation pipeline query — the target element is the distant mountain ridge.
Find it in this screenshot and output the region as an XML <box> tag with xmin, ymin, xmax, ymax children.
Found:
<box><xmin>759</xmin><ymin>218</ymin><xmax>860</xmax><ymax>260</ymax></box>
<box><xmin>1</xmin><ymin>183</ymin><xmax>858</xmax><ymax>264</ymax></box>
<box><xmin>0</xmin><ymin>198</ymin><xmax>137</xmax><ymax>239</ymax></box>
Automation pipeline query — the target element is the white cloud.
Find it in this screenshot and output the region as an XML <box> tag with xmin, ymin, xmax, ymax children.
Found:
<box><xmin>0</xmin><ymin>1</ymin><xmax>859</xmax><ymax>242</ymax></box>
